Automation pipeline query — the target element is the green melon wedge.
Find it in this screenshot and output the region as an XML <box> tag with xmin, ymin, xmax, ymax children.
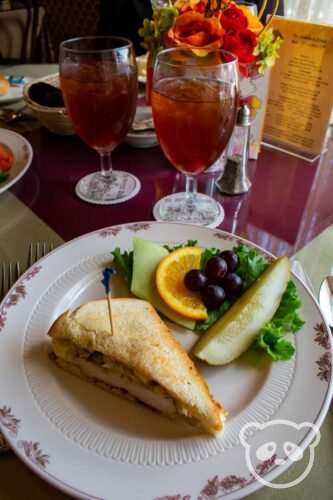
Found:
<box><xmin>192</xmin><ymin>256</ymin><xmax>290</xmax><ymax>365</ymax></box>
<box><xmin>130</xmin><ymin>237</ymin><xmax>195</xmax><ymax>329</ymax></box>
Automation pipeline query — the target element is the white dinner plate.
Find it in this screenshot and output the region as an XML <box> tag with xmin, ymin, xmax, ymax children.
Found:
<box><xmin>0</xmin><ymin>129</ymin><xmax>33</xmax><ymax>194</ymax></box>
<box><xmin>0</xmin><ymin>76</ymin><xmax>31</xmax><ymax>104</ymax></box>
<box><xmin>0</xmin><ymin>222</ymin><xmax>332</xmax><ymax>499</ymax></box>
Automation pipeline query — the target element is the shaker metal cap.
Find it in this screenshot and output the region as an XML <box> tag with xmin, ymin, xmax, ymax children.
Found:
<box><xmin>237</xmin><ymin>104</ymin><xmax>251</xmax><ymax>126</ymax></box>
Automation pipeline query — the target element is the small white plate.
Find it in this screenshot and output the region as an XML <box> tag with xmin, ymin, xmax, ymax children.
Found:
<box><xmin>0</xmin><ymin>76</ymin><xmax>31</xmax><ymax>104</ymax></box>
<box><xmin>126</xmin><ymin>106</ymin><xmax>159</xmax><ymax>148</ymax></box>
<box><xmin>0</xmin><ymin>130</ymin><xmax>33</xmax><ymax>194</ymax></box>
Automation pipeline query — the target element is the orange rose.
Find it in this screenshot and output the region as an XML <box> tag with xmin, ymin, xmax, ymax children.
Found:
<box><xmin>174</xmin><ymin>0</ymin><xmax>206</xmax><ymax>13</ymax></box>
<box><xmin>236</xmin><ymin>5</ymin><xmax>263</xmax><ymax>34</ymax></box>
<box><xmin>165</xmin><ymin>11</ymin><xmax>225</xmax><ymax>55</ymax></box>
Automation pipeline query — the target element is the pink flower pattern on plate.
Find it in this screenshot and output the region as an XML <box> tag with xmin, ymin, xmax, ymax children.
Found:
<box><xmin>18</xmin><ymin>440</ymin><xmax>50</xmax><ymax>469</ymax></box>
<box><xmin>0</xmin><ymin>266</ymin><xmax>42</xmax><ymax>333</ymax></box>
<box><xmin>98</xmin><ymin>227</ymin><xmax>122</xmax><ymax>238</ymax></box>
<box><xmin>0</xmin><ymin>406</ymin><xmax>20</xmax><ymax>437</ymax></box>
<box><xmin>314</xmin><ymin>322</ymin><xmax>332</xmax><ymax>381</ymax></box>
<box><xmin>156</xmin><ymin>455</ymin><xmax>277</xmax><ymax>499</ymax></box>
<box><xmin>314</xmin><ymin>322</ymin><xmax>330</xmax><ymax>350</ymax></box>
<box><xmin>316</xmin><ymin>352</ymin><xmax>332</xmax><ymax>382</ymax></box>
<box><xmin>126</xmin><ymin>222</ymin><xmax>151</xmax><ymax>232</ymax></box>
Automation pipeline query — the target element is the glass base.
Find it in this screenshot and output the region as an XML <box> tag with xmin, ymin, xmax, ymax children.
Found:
<box><xmin>153</xmin><ymin>192</ymin><xmax>225</xmax><ymax>228</ymax></box>
<box><xmin>75</xmin><ymin>170</ymin><xmax>141</xmax><ymax>205</ymax></box>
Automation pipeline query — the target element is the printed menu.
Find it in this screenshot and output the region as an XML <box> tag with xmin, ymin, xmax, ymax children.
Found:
<box><xmin>263</xmin><ymin>17</ymin><xmax>333</xmax><ymax>160</ymax></box>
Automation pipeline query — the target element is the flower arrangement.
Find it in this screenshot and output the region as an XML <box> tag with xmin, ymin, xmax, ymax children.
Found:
<box><xmin>139</xmin><ymin>0</ymin><xmax>283</xmax><ymax>77</ymax></box>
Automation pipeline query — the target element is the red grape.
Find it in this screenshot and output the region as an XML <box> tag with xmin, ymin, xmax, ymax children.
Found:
<box><xmin>184</xmin><ymin>269</ymin><xmax>208</xmax><ymax>292</ymax></box>
<box><xmin>219</xmin><ymin>250</ymin><xmax>239</xmax><ymax>273</ymax></box>
<box><xmin>200</xmin><ymin>285</ymin><xmax>226</xmax><ymax>308</ymax></box>
<box><xmin>205</xmin><ymin>256</ymin><xmax>228</xmax><ymax>284</ymax></box>
<box><xmin>221</xmin><ymin>273</ymin><xmax>243</xmax><ymax>297</ymax></box>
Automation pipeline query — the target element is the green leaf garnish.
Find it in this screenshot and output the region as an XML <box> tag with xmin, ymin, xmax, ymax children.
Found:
<box><xmin>254</xmin><ymin>29</ymin><xmax>284</xmax><ymax>74</ymax></box>
<box><xmin>0</xmin><ymin>170</ymin><xmax>9</xmax><ymax>183</ymax></box>
<box><xmin>163</xmin><ymin>239</ymin><xmax>198</xmax><ymax>252</ymax></box>
<box><xmin>111</xmin><ymin>248</ymin><xmax>133</xmax><ymax>283</ymax></box>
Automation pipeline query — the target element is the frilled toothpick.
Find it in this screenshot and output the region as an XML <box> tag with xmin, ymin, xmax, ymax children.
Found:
<box><xmin>101</xmin><ymin>267</ymin><xmax>116</xmax><ymax>335</ymax></box>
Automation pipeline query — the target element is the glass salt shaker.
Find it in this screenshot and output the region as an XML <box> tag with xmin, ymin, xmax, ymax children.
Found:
<box><xmin>216</xmin><ymin>104</ymin><xmax>252</xmax><ymax>195</ymax></box>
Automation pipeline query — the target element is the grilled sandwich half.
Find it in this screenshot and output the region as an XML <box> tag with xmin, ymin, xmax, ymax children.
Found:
<box><xmin>48</xmin><ymin>298</ymin><xmax>225</xmax><ymax>434</ymax></box>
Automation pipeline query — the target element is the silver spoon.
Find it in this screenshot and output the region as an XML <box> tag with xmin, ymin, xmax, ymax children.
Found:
<box><xmin>0</xmin><ymin>106</ymin><xmax>27</xmax><ymax>123</ymax></box>
<box><xmin>319</xmin><ymin>276</ymin><xmax>333</xmax><ymax>328</ymax></box>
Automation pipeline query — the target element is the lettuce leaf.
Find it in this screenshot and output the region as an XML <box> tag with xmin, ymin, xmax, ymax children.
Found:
<box><xmin>163</xmin><ymin>239</ymin><xmax>197</xmax><ymax>252</ymax></box>
<box><xmin>255</xmin><ymin>279</ymin><xmax>304</xmax><ymax>360</ymax></box>
<box><xmin>111</xmin><ymin>248</ymin><xmax>133</xmax><ymax>283</ymax></box>
<box><xmin>256</xmin><ymin>323</ymin><xmax>296</xmax><ymax>361</ymax></box>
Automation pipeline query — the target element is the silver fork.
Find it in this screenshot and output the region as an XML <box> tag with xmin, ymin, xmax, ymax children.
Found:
<box><xmin>0</xmin><ymin>261</ymin><xmax>21</xmax><ymax>303</ymax></box>
<box><xmin>0</xmin><ymin>242</ymin><xmax>54</xmax><ymax>454</ymax></box>
<box><xmin>27</xmin><ymin>241</ymin><xmax>54</xmax><ymax>268</ymax></box>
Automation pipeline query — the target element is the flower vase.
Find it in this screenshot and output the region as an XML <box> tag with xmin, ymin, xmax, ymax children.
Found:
<box><xmin>145</xmin><ymin>52</ymin><xmax>154</xmax><ymax>105</ymax></box>
<box><xmin>238</xmin><ymin>62</ymin><xmax>271</xmax><ymax>159</ymax></box>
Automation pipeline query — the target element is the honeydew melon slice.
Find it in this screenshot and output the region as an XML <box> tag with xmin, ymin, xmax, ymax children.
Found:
<box><xmin>130</xmin><ymin>237</ymin><xmax>196</xmax><ymax>329</ymax></box>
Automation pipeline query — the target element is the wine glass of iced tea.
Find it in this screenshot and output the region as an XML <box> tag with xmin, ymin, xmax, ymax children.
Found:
<box><xmin>152</xmin><ymin>48</ymin><xmax>239</xmax><ymax>226</ymax></box>
<box><xmin>59</xmin><ymin>37</ymin><xmax>138</xmax><ymax>204</ymax></box>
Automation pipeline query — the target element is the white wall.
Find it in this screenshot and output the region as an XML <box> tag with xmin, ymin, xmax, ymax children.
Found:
<box><xmin>284</xmin><ymin>0</ymin><xmax>333</xmax><ymax>25</ymax></box>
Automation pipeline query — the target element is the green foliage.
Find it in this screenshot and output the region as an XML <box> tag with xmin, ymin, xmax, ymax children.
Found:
<box><xmin>255</xmin><ymin>280</ymin><xmax>304</xmax><ymax>360</ymax></box>
<box><xmin>233</xmin><ymin>244</ymin><xmax>268</xmax><ymax>290</ymax></box>
<box><xmin>163</xmin><ymin>239</ymin><xmax>198</xmax><ymax>252</ymax></box>
<box><xmin>111</xmin><ymin>248</ymin><xmax>133</xmax><ymax>283</ymax></box>
<box><xmin>138</xmin><ymin>2</ymin><xmax>178</xmax><ymax>59</ymax></box>
<box><xmin>0</xmin><ymin>170</ymin><xmax>9</xmax><ymax>183</ymax></box>
<box><xmin>254</xmin><ymin>29</ymin><xmax>284</xmax><ymax>74</ymax></box>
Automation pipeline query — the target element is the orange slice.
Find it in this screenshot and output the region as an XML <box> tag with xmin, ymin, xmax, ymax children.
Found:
<box><xmin>156</xmin><ymin>246</ymin><xmax>208</xmax><ymax>321</ymax></box>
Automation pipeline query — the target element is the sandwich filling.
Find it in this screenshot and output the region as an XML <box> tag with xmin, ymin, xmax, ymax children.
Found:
<box><xmin>52</xmin><ymin>338</ymin><xmax>177</xmax><ymax>414</ymax></box>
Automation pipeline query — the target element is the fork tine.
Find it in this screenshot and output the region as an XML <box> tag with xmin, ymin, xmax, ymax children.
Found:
<box><xmin>43</xmin><ymin>241</ymin><xmax>53</xmax><ymax>256</ymax></box>
<box><xmin>15</xmin><ymin>262</ymin><xmax>21</xmax><ymax>282</ymax></box>
<box><xmin>0</xmin><ymin>261</ymin><xmax>21</xmax><ymax>302</ymax></box>
<box><xmin>27</xmin><ymin>242</ymin><xmax>33</xmax><ymax>269</ymax></box>
<box><xmin>36</xmin><ymin>241</ymin><xmax>40</xmax><ymax>261</ymax></box>
<box><xmin>8</xmin><ymin>262</ymin><xmax>12</xmax><ymax>291</ymax></box>
<box><xmin>0</xmin><ymin>262</ymin><xmax>5</xmax><ymax>301</ymax></box>
<box><xmin>27</xmin><ymin>242</ymin><xmax>54</xmax><ymax>269</ymax></box>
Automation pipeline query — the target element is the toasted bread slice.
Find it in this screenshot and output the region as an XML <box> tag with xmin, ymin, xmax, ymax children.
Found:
<box><xmin>48</xmin><ymin>298</ymin><xmax>225</xmax><ymax>433</ymax></box>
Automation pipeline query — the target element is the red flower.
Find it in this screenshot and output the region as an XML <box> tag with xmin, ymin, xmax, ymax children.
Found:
<box><xmin>165</xmin><ymin>11</ymin><xmax>225</xmax><ymax>52</ymax></box>
<box><xmin>224</xmin><ymin>29</ymin><xmax>257</xmax><ymax>64</ymax></box>
<box><xmin>220</xmin><ymin>4</ymin><xmax>248</xmax><ymax>33</ymax></box>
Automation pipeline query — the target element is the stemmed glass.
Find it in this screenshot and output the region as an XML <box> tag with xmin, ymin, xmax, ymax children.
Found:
<box><xmin>151</xmin><ymin>48</ymin><xmax>239</xmax><ymax>226</ymax></box>
<box><xmin>59</xmin><ymin>36</ymin><xmax>139</xmax><ymax>204</ymax></box>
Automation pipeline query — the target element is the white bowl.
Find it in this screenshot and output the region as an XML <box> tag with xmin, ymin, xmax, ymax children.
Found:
<box><xmin>23</xmin><ymin>73</ymin><xmax>75</xmax><ymax>136</ymax></box>
<box><xmin>126</xmin><ymin>106</ymin><xmax>159</xmax><ymax>148</ymax></box>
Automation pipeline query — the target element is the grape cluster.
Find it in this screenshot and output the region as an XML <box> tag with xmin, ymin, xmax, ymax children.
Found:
<box><xmin>184</xmin><ymin>250</ymin><xmax>243</xmax><ymax>309</ymax></box>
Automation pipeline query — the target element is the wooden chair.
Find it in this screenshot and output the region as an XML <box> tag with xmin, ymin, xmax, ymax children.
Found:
<box><xmin>32</xmin><ymin>0</ymin><xmax>100</xmax><ymax>63</ymax></box>
<box><xmin>0</xmin><ymin>0</ymin><xmax>36</xmax><ymax>63</ymax></box>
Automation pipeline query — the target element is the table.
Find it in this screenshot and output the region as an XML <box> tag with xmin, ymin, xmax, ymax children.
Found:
<box><xmin>0</xmin><ymin>64</ymin><xmax>332</xmax><ymax>500</ymax></box>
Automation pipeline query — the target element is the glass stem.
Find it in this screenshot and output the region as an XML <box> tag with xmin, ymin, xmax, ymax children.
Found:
<box><xmin>99</xmin><ymin>152</ymin><xmax>113</xmax><ymax>179</ymax></box>
<box><xmin>183</xmin><ymin>174</ymin><xmax>197</xmax><ymax>213</ymax></box>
